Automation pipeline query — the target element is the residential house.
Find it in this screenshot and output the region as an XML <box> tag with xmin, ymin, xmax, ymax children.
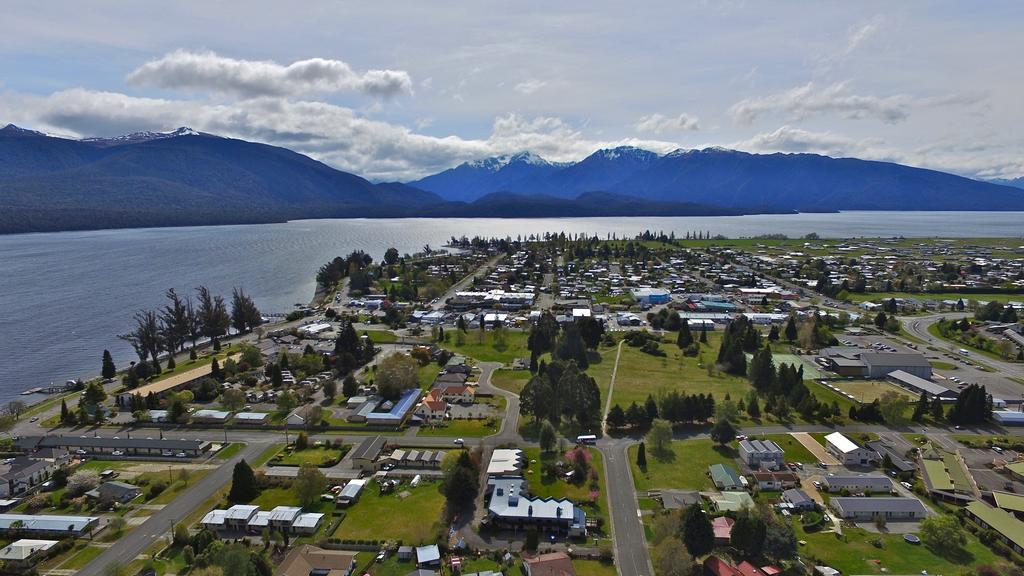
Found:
<box><xmin>276</xmin><ymin>545</ymin><xmax>357</xmax><ymax>576</ymax></box>
<box><xmin>434</xmin><ymin>385</ymin><xmax>475</xmax><ymax>404</ymax></box>
<box><xmin>830</xmin><ymin>497</ymin><xmax>927</xmax><ymax>520</ymax></box>
<box><xmin>0</xmin><ymin>539</ymin><xmax>58</xmax><ymax>570</ymax></box>
<box><xmin>710</xmin><ymin>492</ymin><xmax>755</xmax><ymax>512</ymax></box>
<box><xmin>85</xmin><ymin>481</ymin><xmax>141</xmax><ymax>504</ymax></box>
<box><xmin>752</xmin><ymin>471</ymin><xmax>799</xmax><ymax>491</ymax></box>
<box><xmin>738</xmin><ymin>440</ymin><xmax>785</xmax><ymax>470</ymax></box>
<box><xmin>415</xmin><ymin>392</ymin><xmax>449</xmax><ymax>422</ymax></box>
<box><xmin>712</xmin><ymin>516</ymin><xmax>734</xmax><ymax>545</ymax></box>
<box><xmin>523</xmin><ymin>552</ymin><xmax>576</xmax><ymax>576</ymax></box>
<box><xmin>965</xmin><ymin>501</ymin><xmax>1024</xmax><ymax>555</ymax></box>
<box><xmin>486</xmin><ymin>477</ymin><xmax>587</xmax><ymax>537</ymax></box>
<box><xmin>782</xmin><ymin>489</ymin><xmax>816</xmax><ymax>511</ymax></box>
<box><xmin>709</xmin><ymin>464</ymin><xmax>744</xmax><ymax>491</ymax></box>
<box><xmin>0</xmin><ymin>457</ymin><xmax>54</xmax><ymax>498</ymax></box>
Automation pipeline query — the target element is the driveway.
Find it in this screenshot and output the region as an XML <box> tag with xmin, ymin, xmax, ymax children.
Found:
<box><xmin>790</xmin><ymin>432</ymin><xmax>840</xmax><ymax>466</ymax></box>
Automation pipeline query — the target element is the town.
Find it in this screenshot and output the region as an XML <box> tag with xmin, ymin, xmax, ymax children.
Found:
<box><xmin>4</xmin><ymin>232</ymin><xmax>1024</xmax><ymax>576</ymax></box>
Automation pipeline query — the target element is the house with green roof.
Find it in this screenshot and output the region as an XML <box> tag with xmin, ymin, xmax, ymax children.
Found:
<box><xmin>708</xmin><ymin>464</ymin><xmax>744</xmax><ymax>491</ymax></box>
<box><xmin>966</xmin><ymin>501</ymin><xmax>1024</xmax><ymax>555</ymax></box>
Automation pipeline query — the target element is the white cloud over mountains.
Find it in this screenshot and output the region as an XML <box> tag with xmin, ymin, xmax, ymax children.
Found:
<box><xmin>126</xmin><ymin>50</ymin><xmax>413</xmax><ymax>99</ymax></box>
<box><xmin>634</xmin><ymin>113</ymin><xmax>700</xmax><ymax>134</ymax></box>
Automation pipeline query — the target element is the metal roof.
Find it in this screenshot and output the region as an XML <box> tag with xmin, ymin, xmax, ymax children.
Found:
<box><xmin>0</xmin><ymin>514</ymin><xmax>98</xmax><ymax>532</ymax></box>
<box><xmin>16</xmin><ymin>435</ymin><xmax>205</xmax><ymax>451</ymax></box>
<box><xmin>832</xmin><ymin>497</ymin><xmax>926</xmax><ymax>514</ymax></box>
<box><xmin>860</xmin><ymin>352</ymin><xmax>931</xmax><ymax>367</ymax></box>
<box><xmin>887</xmin><ymin>370</ymin><xmax>956</xmax><ymax>398</ymax></box>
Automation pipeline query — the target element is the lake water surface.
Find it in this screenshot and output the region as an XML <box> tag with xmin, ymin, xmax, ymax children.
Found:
<box><xmin>2</xmin><ymin>212</ymin><xmax>1023</xmax><ymax>403</ymax></box>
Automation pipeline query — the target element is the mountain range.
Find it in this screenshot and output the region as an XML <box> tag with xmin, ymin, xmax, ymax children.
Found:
<box><xmin>412</xmin><ymin>145</ymin><xmax>1024</xmax><ymax>212</ymax></box>
<box><xmin>2</xmin><ymin>123</ymin><xmax>1023</xmax><ymax>234</ymax></box>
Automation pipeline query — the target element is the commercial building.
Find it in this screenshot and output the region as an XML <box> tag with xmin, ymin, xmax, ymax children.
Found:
<box><xmin>15</xmin><ymin>436</ymin><xmax>209</xmax><ymax>458</ymax></box>
<box><xmin>486</xmin><ymin>477</ymin><xmax>586</xmax><ymax>537</ymax></box>
<box><xmin>820</xmin><ymin>474</ymin><xmax>892</xmax><ymax>493</ymax></box>
<box><xmin>859</xmin><ymin>352</ymin><xmax>932</xmax><ymax>379</ymax></box>
<box><xmin>487</xmin><ymin>449</ymin><xmax>525</xmax><ymax>477</ymax></box>
<box><xmin>631</xmin><ymin>288</ymin><xmax>671</xmax><ymax>305</ymax></box>
<box><xmin>886</xmin><ymin>370</ymin><xmax>958</xmax><ymax>401</ymax></box>
<box><xmin>0</xmin><ymin>514</ymin><xmax>99</xmax><ymax>537</ymax></box>
<box><xmin>366</xmin><ymin>389</ymin><xmax>421</xmax><ymax>426</ymax></box>
<box><xmin>966</xmin><ymin>501</ymin><xmax>1024</xmax><ymax>555</ymax></box>
<box><xmin>994</xmin><ymin>411</ymin><xmax>1024</xmax><ymax>426</ymax></box>
<box><xmin>782</xmin><ymin>489</ymin><xmax>816</xmax><ymax>511</ymax></box>
<box><xmin>830</xmin><ymin>497</ymin><xmax>927</xmax><ymax>520</ymax></box>
<box><xmin>738</xmin><ymin>439</ymin><xmax>785</xmax><ymax>469</ymax></box>
<box><xmin>824</xmin><ymin>432</ymin><xmax>877</xmax><ymax>466</ymax></box>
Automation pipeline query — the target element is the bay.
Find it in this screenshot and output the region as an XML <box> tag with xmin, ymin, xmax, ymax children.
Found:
<box><xmin>1</xmin><ymin>211</ymin><xmax>1023</xmax><ymax>404</ymax></box>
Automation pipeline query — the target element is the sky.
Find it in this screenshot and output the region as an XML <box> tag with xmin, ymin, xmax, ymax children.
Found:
<box><xmin>1</xmin><ymin>1</ymin><xmax>1021</xmax><ymax>182</ymax></box>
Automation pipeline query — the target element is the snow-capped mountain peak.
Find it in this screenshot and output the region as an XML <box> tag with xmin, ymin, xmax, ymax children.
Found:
<box><xmin>467</xmin><ymin>151</ymin><xmax>551</xmax><ymax>171</ymax></box>
<box><xmin>81</xmin><ymin>126</ymin><xmax>210</xmax><ymax>147</ymax></box>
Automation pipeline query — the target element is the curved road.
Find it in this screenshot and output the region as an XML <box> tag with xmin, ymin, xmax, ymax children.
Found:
<box><xmin>902</xmin><ymin>312</ymin><xmax>1024</xmax><ymax>379</ymax></box>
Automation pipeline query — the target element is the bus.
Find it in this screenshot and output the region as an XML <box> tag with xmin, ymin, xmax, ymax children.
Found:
<box><xmin>576</xmin><ymin>434</ymin><xmax>598</xmax><ymax>445</ymax></box>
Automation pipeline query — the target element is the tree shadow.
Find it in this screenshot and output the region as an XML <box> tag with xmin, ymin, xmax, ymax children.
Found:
<box><xmin>712</xmin><ymin>444</ymin><xmax>739</xmax><ymax>458</ymax></box>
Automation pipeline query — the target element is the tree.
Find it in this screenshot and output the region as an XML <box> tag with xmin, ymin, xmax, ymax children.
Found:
<box><xmin>714</xmin><ymin>399</ymin><xmax>739</xmax><ymax>424</ymax></box>
<box><xmin>6</xmin><ymin>401</ymin><xmax>26</xmax><ymax>420</ymax></box>
<box><xmin>636</xmin><ymin>441</ymin><xmax>647</xmax><ymax>468</ymax></box>
<box><xmin>375</xmin><ymin>353</ymin><xmax>419</xmax><ymax>401</ymax></box>
<box><xmin>119</xmin><ymin>310</ymin><xmax>163</xmax><ymax>369</ymax></box>
<box><xmin>196</xmin><ymin>286</ymin><xmax>231</xmax><ymax>346</ymax></box>
<box><xmin>102</xmin><ymin>350</ymin><xmax>117</xmax><ymax>380</ymax></box>
<box><xmin>919</xmin><ymin>514</ymin><xmax>966</xmax><ymax>554</ymax></box>
<box><xmin>67</xmin><ymin>470</ymin><xmax>100</xmax><ymax>496</ymax></box>
<box><xmin>930</xmin><ymin>396</ymin><xmax>945</xmax><ymax>420</ymax></box>
<box><xmin>746</xmin><ymin>395</ymin><xmax>761</xmax><ymax>418</ymax></box>
<box><xmin>342</xmin><ymin>374</ymin><xmax>358</xmax><ymax>397</ymax></box>
<box><xmin>878</xmin><ymin>391</ymin><xmax>909</xmax><ymax>426</ymax></box>
<box><xmin>654</xmin><ymin>538</ymin><xmax>695</xmax><ymax>576</ymax></box>
<box><xmin>384</xmin><ymin>247</ymin><xmax>400</xmax><ymax>266</ymax></box>
<box><xmin>230</xmin><ymin>287</ymin><xmax>262</xmax><ymax>334</ymax></box>
<box><xmin>276</xmin><ymin>390</ymin><xmax>297</xmax><ymax>415</ymax></box>
<box><xmin>539</xmin><ymin>421</ymin><xmax>557</xmax><ymax>452</ymax></box>
<box><xmin>731</xmin><ymin>509</ymin><xmax>766</xmax><ymax>558</ymax></box>
<box><xmin>109</xmin><ymin>516</ymin><xmax>127</xmax><ymax>535</ymax></box>
<box><xmin>220</xmin><ymin>388</ymin><xmax>246</xmax><ymax>412</ymax></box>
<box><xmin>524</xmin><ymin>528</ymin><xmax>539</xmax><ymax>552</ymax></box>
<box><xmin>767</xmin><ymin>324</ymin><xmax>780</xmax><ymax>342</ymax></box>
<box><xmin>606</xmin><ymin>404</ymin><xmax>626</xmax><ymax>429</ymax></box>
<box><xmin>228</xmin><ymin>460</ymin><xmax>259</xmax><ymax>503</ymax></box>
<box><xmin>294</xmin><ymin>463</ymin><xmax>327</xmax><ymax>508</ymax></box>
<box><xmin>646</xmin><ymin>419</ymin><xmax>673</xmax><ymax>460</ymax></box>
<box><xmin>763</xmin><ymin>521</ymin><xmax>797</xmax><ymax>560</ymax></box>
<box><xmin>323</xmin><ymin>378</ymin><xmax>337</xmax><ymax>400</ymax></box>
<box><xmin>911</xmin><ymin>391</ymin><xmax>929</xmax><ymax>422</ymax></box>
<box><xmin>874</xmin><ymin>311</ymin><xmax>888</xmax><ymax>329</ymax></box>
<box><xmin>677</xmin><ymin>321</ymin><xmax>694</xmax><ymax>349</ymax></box>
<box><xmin>784</xmin><ymin>316</ymin><xmax>798</xmax><ymax>342</ymax></box>
<box><xmin>710</xmin><ymin>419</ymin><xmax>737</xmax><ymax>445</ymax></box>
<box><xmin>681</xmin><ymin>503</ymin><xmax>714</xmax><ymax>556</ymax></box>
<box><xmin>441</xmin><ymin>451</ymin><xmax>479</xmax><ymax>513</ymax></box>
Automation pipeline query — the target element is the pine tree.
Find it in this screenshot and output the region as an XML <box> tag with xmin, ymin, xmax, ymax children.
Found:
<box><xmin>912</xmin><ymin>392</ymin><xmax>928</xmax><ymax>422</ymax></box>
<box><xmin>60</xmin><ymin>399</ymin><xmax>69</xmax><ymax>423</ymax></box>
<box><xmin>930</xmin><ymin>397</ymin><xmax>945</xmax><ymax>421</ymax></box>
<box><xmin>101</xmin><ymin>350</ymin><xmax>117</xmax><ymax>380</ymax></box>
<box><xmin>636</xmin><ymin>441</ymin><xmax>647</xmax><ymax>468</ymax></box>
<box><xmin>677</xmin><ymin>321</ymin><xmax>693</xmax><ymax>349</ymax></box>
<box><xmin>681</xmin><ymin>503</ymin><xmax>714</xmax><ymax>556</ymax></box>
<box><xmin>606</xmin><ymin>404</ymin><xmax>626</xmax><ymax>429</ymax></box>
<box><xmin>784</xmin><ymin>316</ymin><xmax>798</xmax><ymax>342</ymax></box>
<box><xmin>228</xmin><ymin>460</ymin><xmax>259</xmax><ymax>503</ymax></box>
<box><xmin>699</xmin><ymin>329</ymin><xmax>707</xmax><ymax>344</ymax></box>
<box><xmin>746</xmin><ymin>396</ymin><xmax>761</xmax><ymax>418</ymax></box>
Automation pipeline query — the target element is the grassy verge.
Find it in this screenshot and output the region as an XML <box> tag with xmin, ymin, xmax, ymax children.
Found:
<box><xmin>215</xmin><ymin>442</ymin><xmax>245</xmax><ymax>459</ymax></box>
<box><xmin>629</xmin><ymin>439</ymin><xmax>738</xmax><ymax>491</ymax></box>
<box><xmin>491</xmin><ymin>369</ymin><xmax>531</xmax><ymax>395</ymax></box>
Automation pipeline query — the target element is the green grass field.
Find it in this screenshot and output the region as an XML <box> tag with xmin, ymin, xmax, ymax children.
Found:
<box><xmin>273</xmin><ymin>446</ymin><xmax>343</xmax><ymax>466</ymax></box>
<box><xmin>573</xmin><ymin>559</ymin><xmax>617</xmax><ymax>576</ymax></box>
<box><xmin>333</xmin><ymin>481</ymin><xmax>445</xmax><ymax>544</ymax></box>
<box><xmin>846</xmin><ymin>291</ymin><xmax>1023</xmax><ymax>304</ymax></box>
<box><xmin>830</xmin><ymin>379</ymin><xmax>917</xmax><ymax>403</ymax></box>
<box><xmin>522</xmin><ymin>447</ymin><xmax>609</xmax><ymax>530</ymax></box>
<box><xmin>444</xmin><ymin>329</ymin><xmax>530</xmax><ymax>364</ymax></box>
<box><xmin>755</xmin><ymin>433</ymin><xmax>817</xmax><ymax>463</ymax></box>
<box><xmin>629</xmin><ymin>439</ymin><xmax>738</xmax><ymax>491</ymax></box>
<box><xmin>602</xmin><ymin>335</ymin><xmax>752</xmax><ymax>408</ymax></box>
<box><xmin>771</xmin><ymin>353</ymin><xmax>823</xmax><ymax>379</ymax></box>
<box><xmin>491</xmin><ymin>368</ymin><xmax>531</xmax><ymax>394</ymax></box>
<box><xmin>215</xmin><ymin>442</ymin><xmax>245</xmax><ymax>459</ymax></box>
<box><xmin>795</xmin><ymin>521</ymin><xmax>998</xmax><ymax>575</ymax></box>
<box><xmin>418</xmin><ymin>418</ymin><xmax>498</xmax><ymax>438</ymax></box>
<box><xmin>929</xmin><ymin>360</ymin><xmax>958</xmax><ymax>371</ymax></box>
<box><xmin>360</xmin><ymin>329</ymin><xmax>398</xmax><ymax>343</ymax></box>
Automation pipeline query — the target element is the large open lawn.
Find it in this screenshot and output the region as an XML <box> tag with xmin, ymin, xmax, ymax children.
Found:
<box><xmin>630</xmin><ymin>439</ymin><xmax>739</xmax><ymax>491</ymax></box>
<box><xmin>333</xmin><ymin>481</ymin><xmax>445</xmax><ymax>545</ymax></box>
<box><xmin>845</xmin><ymin>291</ymin><xmax>1023</xmax><ymax>304</ymax></box>
<box><xmin>754</xmin><ymin>433</ymin><xmax>818</xmax><ymax>464</ymax></box>
<box><xmin>602</xmin><ymin>334</ymin><xmax>752</xmax><ymax>408</ymax></box>
<box><xmin>273</xmin><ymin>446</ymin><xmax>345</xmax><ymax>467</ymax></box>
<box><xmin>444</xmin><ymin>330</ymin><xmax>530</xmax><ymax>364</ymax></box>
<box><xmin>831</xmin><ymin>379</ymin><xmax>917</xmax><ymax>403</ymax></box>
<box><xmin>795</xmin><ymin>522</ymin><xmax>998</xmax><ymax>575</ymax></box>
<box><xmin>418</xmin><ymin>418</ymin><xmax>498</xmax><ymax>438</ymax></box>
<box><xmin>491</xmin><ymin>369</ymin><xmax>531</xmax><ymax>394</ymax></box>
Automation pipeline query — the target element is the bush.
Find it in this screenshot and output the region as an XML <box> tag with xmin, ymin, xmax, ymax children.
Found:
<box><xmin>148</xmin><ymin>481</ymin><xmax>167</xmax><ymax>499</ymax></box>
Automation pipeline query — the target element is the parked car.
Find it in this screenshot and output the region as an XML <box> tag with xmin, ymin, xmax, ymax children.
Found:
<box><xmin>175</xmin><ymin>452</ymin><xmax>187</xmax><ymax>458</ymax></box>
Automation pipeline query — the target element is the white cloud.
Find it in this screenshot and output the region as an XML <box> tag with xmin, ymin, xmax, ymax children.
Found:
<box><xmin>0</xmin><ymin>88</ymin><xmax>680</xmax><ymax>181</ymax></box>
<box><xmin>843</xmin><ymin>17</ymin><xmax>882</xmax><ymax>56</ymax></box>
<box><xmin>731</xmin><ymin>125</ymin><xmax>882</xmax><ymax>157</ymax></box>
<box><xmin>126</xmin><ymin>50</ymin><xmax>413</xmax><ymax>99</ymax></box>
<box><xmin>730</xmin><ymin>82</ymin><xmax>982</xmax><ymax>125</ymax></box>
<box><xmin>513</xmin><ymin>79</ymin><xmax>546</xmax><ymax>95</ymax></box>
<box><xmin>634</xmin><ymin>112</ymin><xmax>700</xmax><ymax>134</ymax></box>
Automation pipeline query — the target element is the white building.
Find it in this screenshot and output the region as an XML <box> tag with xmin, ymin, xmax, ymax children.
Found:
<box><xmin>738</xmin><ymin>439</ymin><xmax>785</xmax><ymax>469</ymax></box>
<box><xmin>824</xmin><ymin>432</ymin><xmax>877</xmax><ymax>466</ymax></box>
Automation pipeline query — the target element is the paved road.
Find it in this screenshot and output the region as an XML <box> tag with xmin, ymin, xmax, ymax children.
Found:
<box><xmin>76</xmin><ymin>441</ymin><xmax>271</xmax><ymax>576</ymax></box>
<box><xmin>903</xmin><ymin>313</ymin><xmax>1024</xmax><ymax>379</ymax></box>
<box><xmin>600</xmin><ymin>438</ymin><xmax>653</xmax><ymax>576</ymax></box>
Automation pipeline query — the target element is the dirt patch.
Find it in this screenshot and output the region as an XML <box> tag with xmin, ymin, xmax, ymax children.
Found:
<box><xmin>790</xmin><ymin>432</ymin><xmax>840</xmax><ymax>466</ymax></box>
<box><xmin>113</xmin><ymin>462</ymin><xmax>217</xmax><ymax>479</ymax></box>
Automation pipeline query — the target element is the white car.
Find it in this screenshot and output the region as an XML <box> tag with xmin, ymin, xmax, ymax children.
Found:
<box><xmin>176</xmin><ymin>452</ymin><xmax>187</xmax><ymax>458</ymax></box>
<box><xmin>454</xmin><ymin>438</ymin><xmax>465</xmax><ymax>445</ymax></box>
<box><xmin>111</xmin><ymin>450</ymin><xmax>124</xmax><ymax>456</ymax></box>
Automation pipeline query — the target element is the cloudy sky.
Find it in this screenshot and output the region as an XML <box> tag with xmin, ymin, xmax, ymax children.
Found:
<box><xmin>1</xmin><ymin>1</ymin><xmax>1021</xmax><ymax>181</ymax></box>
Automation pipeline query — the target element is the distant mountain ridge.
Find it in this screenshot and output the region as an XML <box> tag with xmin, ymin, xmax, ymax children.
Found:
<box><xmin>411</xmin><ymin>145</ymin><xmax>1024</xmax><ymax>212</ymax></box>
<box><xmin>0</xmin><ymin>124</ymin><xmax>441</xmax><ymax>233</ymax></box>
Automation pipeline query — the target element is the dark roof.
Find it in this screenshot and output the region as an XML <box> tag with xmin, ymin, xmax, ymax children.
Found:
<box><xmin>860</xmin><ymin>352</ymin><xmax>931</xmax><ymax>367</ymax></box>
<box><xmin>350</xmin><ymin>435</ymin><xmax>387</xmax><ymax>461</ymax></box>
<box><xmin>865</xmin><ymin>440</ymin><xmax>917</xmax><ymax>472</ymax></box>
<box><xmin>16</xmin><ymin>435</ymin><xmax>205</xmax><ymax>451</ymax></box>
<box><xmin>832</xmin><ymin>497</ymin><xmax>927</xmax><ymax>514</ymax></box>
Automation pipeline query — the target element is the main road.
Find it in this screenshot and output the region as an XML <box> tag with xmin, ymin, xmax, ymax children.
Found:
<box><xmin>76</xmin><ymin>441</ymin><xmax>272</xmax><ymax>576</ymax></box>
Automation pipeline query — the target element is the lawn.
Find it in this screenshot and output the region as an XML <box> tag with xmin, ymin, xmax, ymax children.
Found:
<box><xmin>830</xmin><ymin>379</ymin><xmax>917</xmax><ymax>403</ymax></box>
<box><xmin>215</xmin><ymin>442</ymin><xmax>245</xmax><ymax>459</ymax></box>
<box><xmin>601</xmin><ymin>335</ymin><xmax>752</xmax><ymax>408</ymax></box>
<box><xmin>253</xmin><ymin>443</ymin><xmax>287</xmax><ymax>467</ymax></box>
<box><xmin>573</xmin><ymin>559</ymin><xmax>617</xmax><ymax>576</ymax></box>
<box><xmin>491</xmin><ymin>369</ymin><xmax>531</xmax><ymax>394</ymax></box>
<box><xmin>58</xmin><ymin>544</ymin><xmax>105</xmax><ymax>570</ymax></box>
<box><xmin>361</xmin><ymin>329</ymin><xmax>398</xmax><ymax>344</ymax></box>
<box><xmin>755</xmin><ymin>434</ymin><xmax>817</xmax><ymax>464</ymax></box>
<box><xmin>522</xmin><ymin>447</ymin><xmax>610</xmax><ymax>531</ymax></box>
<box><xmin>444</xmin><ymin>329</ymin><xmax>530</xmax><ymax>364</ymax></box>
<box><xmin>418</xmin><ymin>418</ymin><xmax>498</xmax><ymax>438</ymax></box>
<box><xmin>845</xmin><ymin>291</ymin><xmax>1023</xmax><ymax>304</ymax></box>
<box><xmin>630</xmin><ymin>439</ymin><xmax>738</xmax><ymax>491</ymax></box>
<box><xmin>333</xmin><ymin>481</ymin><xmax>445</xmax><ymax>544</ymax></box>
<box><xmin>273</xmin><ymin>446</ymin><xmax>344</xmax><ymax>467</ymax></box>
<box><xmin>795</xmin><ymin>521</ymin><xmax>998</xmax><ymax>575</ymax></box>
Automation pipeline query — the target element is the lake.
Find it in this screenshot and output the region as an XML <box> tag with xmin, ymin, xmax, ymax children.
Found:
<box><xmin>2</xmin><ymin>211</ymin><xmax>1023</xmax><ymax>404</ymax></box>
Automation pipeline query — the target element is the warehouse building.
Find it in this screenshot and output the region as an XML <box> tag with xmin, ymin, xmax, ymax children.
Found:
<box><xmin>830</xmin><ymin>497</ymin><xmax>927</xmax><ymax>521</ymax></box>
<box><xmin>860</xmin><ymin>353</ymin><xmax>932</xmax><ymax>379</ymax></box>
<box><xmin>886</xmin><ymin>370</ymin><xmax>958</xmax><ymax>401</ymax></box>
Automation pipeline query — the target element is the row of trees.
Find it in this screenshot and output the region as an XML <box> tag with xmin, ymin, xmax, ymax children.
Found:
<box><xmin>607</xmin><ymin>391</ymin><xmax>717</xmax><ymax>431</ymax></box>
<box><xmin>520</xmin><ymin>359</ymin><xmax>602</xmax><ymax>429</ymax></box>
<box><xmin>118</xmin><ymin>286</ymin><xmax>261</xmax><ymax>374</ymax></box>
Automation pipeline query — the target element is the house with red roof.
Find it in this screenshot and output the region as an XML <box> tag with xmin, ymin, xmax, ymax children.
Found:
<box><xmin>712</xmin><ymin>516</ymin><xmax>735</xmax><ymax>545</ymax></box>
